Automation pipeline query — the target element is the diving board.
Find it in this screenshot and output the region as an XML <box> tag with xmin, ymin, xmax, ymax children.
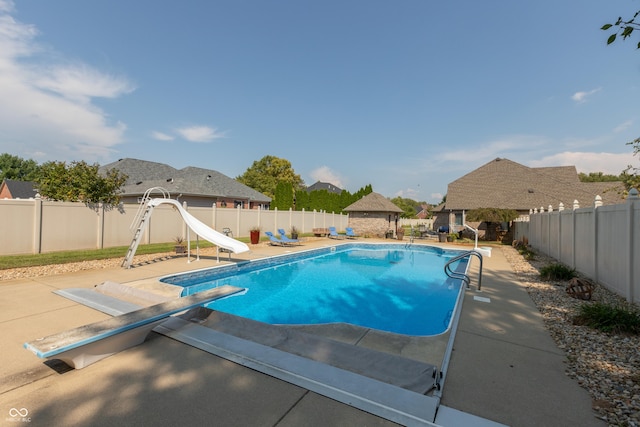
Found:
<box><xmin>24</xmin><ymin>285</ymin><xmax>243</xmax><ymax>369</ymax></box>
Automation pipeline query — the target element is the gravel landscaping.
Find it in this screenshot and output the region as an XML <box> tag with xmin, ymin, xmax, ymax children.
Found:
<box><xmin>1</xmin><ymin>245</ymin><xmax>638</xmax><ymax>426</ymax></box>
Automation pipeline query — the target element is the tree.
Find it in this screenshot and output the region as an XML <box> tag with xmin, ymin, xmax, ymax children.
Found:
<box><xmin>602</xmin><ymin>11</ymin><xmax>640</xmax><ymax>49</ymax></box>
<box><xmin>466</xmin><ymin>208</ymin><xmax>519</xmax><ymax>241</ymax></box>
<box><xmin>272</xmin><ymin>181</ymin><xmax>294</xmax><ymax>210</ymax></box>
<box><xmin>236</xmin><ymin>155</ymin><xmax>304</xmax><ymax>199</ymax></box>
<box><xmin>0</xmin><ymin>153</ymin><xmax>40</xmax><ymax>181</ymax></box>
<box><xmin>621</xmin><ymin>137</ymin><xmax>640</xmax><ymax>193</ymax></box>
<box><xmin>390</xmin><ymin>196</ymin><xmax>423</xmax><ymax>218</ymax></box>
<box><xmin>578</xmin><ymin>172</ymin><xmax>622</xmax><ymax>182</ymax></box>
<box><xmin>36</xmin><ymin>160</ymin><xmax>128</xmax><ymax>205</ymax></box>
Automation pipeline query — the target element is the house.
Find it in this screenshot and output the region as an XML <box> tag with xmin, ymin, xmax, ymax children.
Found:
<box><xmin>434</xmin><ymin>157</ymin><xmax>625</xmax><ymax>239</ymax></box>
<box><xmin>343</xmin><ymin>192</ymin><xmax>404</xmax><ymax>238</ymax></box>
<box><xmin>415</xmin><ymin>203</ymin><xmax>431</xmax><ymax>220</ymax></box>
<box><xmin>99</xmin><ymin>158</ymin><xmax>271</xmax><ymax>209</ymax></box>
<box><xmin>0</xmin><ymin>179</ymin><xmax>38</xmax><ymax>199</ymax></box>
<box><xmin>306</xmin><ymin>181</ymin><xmax>343</xmax><ymax>194</ymax></box>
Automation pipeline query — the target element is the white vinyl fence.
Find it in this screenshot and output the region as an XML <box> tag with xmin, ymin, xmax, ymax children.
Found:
<box><xmin>513</xmin><ymin>190</ymin><xmax>640</xmax><ymax>304</ymax></box>
<box><xmin>0</xmin><ymin>199</ymin><xmax>348</xmax><ymax>256</ymax></box>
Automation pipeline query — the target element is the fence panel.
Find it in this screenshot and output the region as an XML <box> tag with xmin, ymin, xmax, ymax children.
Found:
<box><xmin>524</xmin><ymin>195</ymin><xmax>639</xmax><ymax>304</ymax></box>
<box><xmin>596</xmin><ymin>204</ymin><xmax>631</xmax><ymax>299</ymax></box>
<box><xmin>40</xmin><ymin>202</ymin><xmax>100</xmax><ymax>252</ymax></box>
<box><xmin>0</xmin><ymin>200</ymin><xmax>36</xmax><ymax>255</ymax></box>
<box><xmin>558</xmin><ymin>210</ymin><xmax>574</xmax><ymax>268</ymax></box>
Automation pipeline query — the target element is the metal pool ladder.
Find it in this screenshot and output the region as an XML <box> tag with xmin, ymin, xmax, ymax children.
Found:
<box><xmin>444</xmin><ymin>250</ymin><xmax>484</xmax><ymax>291</ymax></box>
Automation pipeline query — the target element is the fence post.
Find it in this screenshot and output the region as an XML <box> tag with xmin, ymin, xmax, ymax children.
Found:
<box><xmin>626</xmin><ymin>189</ymin><xmax>638</xmax><ymax>302</ymax></box>
<box><xmin>97</xmin><ymin>203</ymin><xmax>105</xmax><ymax>249</ymax></box>
<box><xmin>33</xmin><ymin>198</ymin><xmax>42</xmax><ymax>254</ymax></box>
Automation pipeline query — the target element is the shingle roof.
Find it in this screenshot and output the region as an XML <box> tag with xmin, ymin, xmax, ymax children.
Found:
<box><xmin>343</xmin><ymin>192</ymin><xmax>404</xmax><ymax>213</ymax></box>
<box><xmin>1</xmin><ymin>179</ymin><xmax>38</xmax><ymax>199</ymax></box>
<box><xmin>306</xmin><ymin>181</ymin><xmax>343</xmax><ymax>194</ymax></box>
<box><xmin>445</xmin><ymin>158</ymin><xmax>624</xmax><ymax>211</ymax></box>
<box><xmin>99</xmin><ymin>158</ymin><xmax>271</xmax><ymax>202</ymax></box>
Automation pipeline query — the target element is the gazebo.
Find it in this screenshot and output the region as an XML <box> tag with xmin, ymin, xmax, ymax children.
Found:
<box><xmin>343</xmin><ymin>192</ymin><xmax>404</xmax><ymax>238</ymax></box>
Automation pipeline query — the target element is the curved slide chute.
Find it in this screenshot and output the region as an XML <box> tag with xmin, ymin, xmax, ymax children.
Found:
<box><xmin>148</xmin><ymin>198</ymin><xmax>250</xmax><ymax>254</ymax></box>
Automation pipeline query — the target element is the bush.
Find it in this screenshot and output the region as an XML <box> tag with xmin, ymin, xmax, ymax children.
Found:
<box><xmin>539</xmin><ymin>263</ymin><xmax>576</xmax><ymax>281</ymax></box>
<box><xmin>573</xmin><ymin>302</ymin><xmax>640</xmax><ymax>334</ymax></box>
<box><xmin>518</xmin><ymin>247</ymin><xmax>535</xmax><ymax>260</ymax></box>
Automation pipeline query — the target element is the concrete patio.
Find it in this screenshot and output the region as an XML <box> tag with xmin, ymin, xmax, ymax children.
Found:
<box><xmin>0</xmin><ymin>239</ymin><xmax>604</xmax><ymax>426</ymax></box>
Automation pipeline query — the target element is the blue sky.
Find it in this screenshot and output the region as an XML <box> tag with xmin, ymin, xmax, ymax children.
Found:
<box><xmin>1</xmin><ymin>0</ymin><xmax>639</xmax><ymax>203</ymax></box>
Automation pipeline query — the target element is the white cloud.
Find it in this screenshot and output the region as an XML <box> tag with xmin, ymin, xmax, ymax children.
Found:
<box><xmin>0</xmin><ymin>2</ymin><xmax>134</xmax><ymax>161</ymax></box>
<box><xmin>571</xmin><ymin>88</ymin><xmax>601</xmax><ymax>103</ymax></box>
<box><xmin>309</xmin><ymin>166</ymin><xmax>344</xmax><ymax>188</ymax></box>
<box><xmin>175</xmin><ymin>125</ymin><xmax>226</xmax><ymax>142</ymax></box>
<box><xmin>152</xmin><ymin>131</ymin><xmax>174</xmax><ymax>141</ymax></box>
<box><xmin>34</xmin><ymin>64</ymin><xmax>134</xmax><ymax>103</ymax></box>
<box><xmin>613</xmin><ymin>120</ymin><xmax>633</xmax><ymax>133</ymax></box>
<box><xmin>528</xmin><ymin>151</ymin><xmax>637</xmax><ymax>175</ymax></box>
<box><xmin>430</xmin><ymin>193</ymin><xmax>443</xmax><ymax>202</ymax></box>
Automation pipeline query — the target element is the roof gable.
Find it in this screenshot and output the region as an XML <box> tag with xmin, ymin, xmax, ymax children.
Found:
<box><xmin>0</xmin><ymin>179</ymin><xmax>38</xmax><ymax>199</ymax></box>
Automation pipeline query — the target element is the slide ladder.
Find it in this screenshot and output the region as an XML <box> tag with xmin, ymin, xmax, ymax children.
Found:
<box><xmin>121</xmin><ymin>187</ymin><xmax>170</xmax><ymax>269</ymax></box>
<box><xmin>121</xmin><ymin>202</ymin><xmax>154</xmax><ymax>269</ymax></box>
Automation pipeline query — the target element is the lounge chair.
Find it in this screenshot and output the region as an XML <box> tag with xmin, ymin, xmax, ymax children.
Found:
<box><xmin>328</xmin><ymin>226</ymin><xmax>345</xmax><ymax>239</ymax></box>
<box><xmin>265</xmin><ymin>231</ymin><xmax>286</xmax><ymax>246</ymax></box>
<box><xmin>345</xmin><ymin>227</ymin><xmax>358</xmax><ymax>239</ymax></box>
<box><xmin>278</xmin><ymin>229</ymin><xmax>300</xmax><ymax>245</ymax></box>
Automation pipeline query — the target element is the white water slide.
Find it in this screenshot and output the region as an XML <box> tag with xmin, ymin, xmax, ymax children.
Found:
<box><xmin>148</xmin><ymin>198</ymin><xmax>250</xmax><ymax>254</ymax></box>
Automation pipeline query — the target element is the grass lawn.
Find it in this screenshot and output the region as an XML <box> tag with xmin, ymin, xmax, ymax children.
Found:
<box><xmin>0</xmin><ymin>239</ymin><xmax>249</xmax><ymax>270</ymax></box>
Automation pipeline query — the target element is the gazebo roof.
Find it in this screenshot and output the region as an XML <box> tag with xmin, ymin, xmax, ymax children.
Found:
<box><xmin>343</xmin><ymin>192</ymin><xmax>403</xmax><ymax>213</ymax></box>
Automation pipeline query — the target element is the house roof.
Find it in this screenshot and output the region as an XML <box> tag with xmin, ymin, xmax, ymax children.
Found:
<box><xmin>99</xmin><ymin>158</ymin><xmax>271</xmax><ymax>203</ymax></box>
<box><xmin>343</xmin><ymin>192</ymin><xmax>403</xmax><ymax>213</ymax></box>
<box><xmin>306</xmin><ymin>181</ymin><xmax>343</xmax><ymax>194</ymax></box>
<box><xmin>444</xmin><ymin>158</ymin><xmax>624</xmax><ymax>211</ymax></box>
<box><xmin>0</xmin><ymin>179</ymin><xmax>38</xmax><ymax>199</ymax></box>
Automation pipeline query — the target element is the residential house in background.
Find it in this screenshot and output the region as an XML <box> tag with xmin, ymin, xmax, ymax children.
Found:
<box><xmin>433</xmin><ymin>157</ymin><xmax>625</xmax><ymax>239</ymax></box>
<box><xmin>100</xmin><ymin>158</ymin><xmax>271</xmax><ymax>209</ymax></box>
<box><xmin>306</xmin><ymin>181</ymin><xmax>343</xmax><ymax>194</ymax></box>
<box><xmin>343</xmin><ymin>192</ymin><xmax>404</xmax><ymax>238</ymax></box>
<box><xmin>0</xmin><ymin>179</ymin><xmax>38</xmax><ymax>199</ymax></box>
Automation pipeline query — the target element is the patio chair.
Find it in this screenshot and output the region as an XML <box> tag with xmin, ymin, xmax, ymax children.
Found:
<box><xmin>277</xmin><ymin>229</ymin><xmax>300</xmax><ymax>245</ymax></box>
<box><xmin>265</xmin><ymin>231</ymin><xmax>286</xmax><ymax>246</ymax></box>
<box><xmin>328</xmin><ymin>226</ymin><xmax>345</xmax><ymax>239</ymax></box>
<box><xmin>345</xmin><ymin>227</ymin><xmax>359</xmax><ymax>239</ymax></box>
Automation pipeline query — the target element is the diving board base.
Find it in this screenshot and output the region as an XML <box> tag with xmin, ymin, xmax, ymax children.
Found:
<box><xmin>50</xmin><ymin>319</ymin><xmax>167</xmax><ymax>369</ymax></box>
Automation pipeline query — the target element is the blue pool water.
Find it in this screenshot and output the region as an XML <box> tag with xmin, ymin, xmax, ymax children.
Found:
<box><xmin>162</xmin><ymin>244</ymin><xmax>468</xmax><ymax>336</ymax></box>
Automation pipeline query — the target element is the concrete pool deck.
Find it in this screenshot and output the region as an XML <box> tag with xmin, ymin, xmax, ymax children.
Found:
<box><xmin>0</xmin><ymin>239</ymin><xmax>604</xmax><ymax>426</ymax></box>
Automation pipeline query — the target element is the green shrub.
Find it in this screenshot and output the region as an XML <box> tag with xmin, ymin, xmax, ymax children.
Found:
<box><xmin>518</xmin><ymin>247</ymin><xmax>535</xmax><ymax>260</ymax></box>
<box><xmin>539</xmin><ymin>263</ymin><xmax>576</xmax><ymax>281</ymax></box>
<box><xmin>573</xmin><ymin>302</ymin><xmax>640</xmax><ymax>334</ymax></box>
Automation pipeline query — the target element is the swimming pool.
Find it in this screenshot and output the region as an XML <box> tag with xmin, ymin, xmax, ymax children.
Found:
<box><xmin>161</xmin><ymin>243</ymin><xmax>469</xmax><ymax>336</ymax></box>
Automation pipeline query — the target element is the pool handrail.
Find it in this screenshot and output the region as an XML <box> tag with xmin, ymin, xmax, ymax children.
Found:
<box><xmin>444</xmin><ymin>250</ymin><xmax>483</xmax><ymax>291</ymax></box>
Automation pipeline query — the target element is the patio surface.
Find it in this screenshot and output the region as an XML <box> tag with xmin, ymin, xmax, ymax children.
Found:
<box><xmin>0</xmin><ymin>238</ymin><xmax>605</xmax><ymax>426</ymax></box>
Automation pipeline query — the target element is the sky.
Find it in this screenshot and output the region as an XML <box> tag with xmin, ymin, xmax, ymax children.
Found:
<box><xmin>1</xmin><ymin>0</ymin><xmax>639</xmax><ymax>204</ymax></box>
